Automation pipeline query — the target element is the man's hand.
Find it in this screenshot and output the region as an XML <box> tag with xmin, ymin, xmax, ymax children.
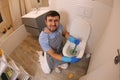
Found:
<box><xmin>62</xmin><ymin>56</ymin><xmax>81</xmax><ymax>63</ymax></box>
<box><xmin>68</xmin><ymin>36</ymin><xmax>80</xmax><ymax>45</ymax></box>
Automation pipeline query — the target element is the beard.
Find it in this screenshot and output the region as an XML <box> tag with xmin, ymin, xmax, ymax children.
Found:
<box><xmin>47</xmin><ymin>26</ymin><xmax>57</xmax><ymax>32</ymax></box>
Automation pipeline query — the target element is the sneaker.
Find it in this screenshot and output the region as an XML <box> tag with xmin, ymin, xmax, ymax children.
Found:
<box><xmin>58</xmin><ymin>63</ymin><xmax>68</xmax><ymax>69</ymax></box>
<box><xmin>55</xmin><ymin>67</ymin><xmax>61</xmax><ymax>73</ymax></box>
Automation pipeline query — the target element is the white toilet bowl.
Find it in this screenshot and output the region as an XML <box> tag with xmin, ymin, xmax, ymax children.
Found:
<box><xmin>63</xmin><ymin>17</ymin><xmax>91</xmax><ymax>58</ymax></box>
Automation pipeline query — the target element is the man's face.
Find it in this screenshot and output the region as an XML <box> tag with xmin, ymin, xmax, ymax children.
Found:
<box><xmin>45</xmin><ymin>16</ymin><xmax>60</xmax><ymax>32</ymax></box>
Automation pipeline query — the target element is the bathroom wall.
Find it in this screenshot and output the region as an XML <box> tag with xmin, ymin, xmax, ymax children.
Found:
<box><xmin>80</xmin><ymin>0</ymin><xmax>120</xmax><ymax>80</ymax></box>
<box><xmin>8</xmin><ymin>0</ymin><xmax>23</xmax><ymax>30</ymax></box>
<box><xmin>49</xmin><ymin>0</ymin><xmax>113</xmax><ymax>54</ymax></box>
<box><xmin>25</xmin><ymin>0</ymin><xmax>49</xmax><ymax>13</ymax></box>
<box><xmin>95</xmin><ymin>0</ymin><xmax>113</xmax><ymax>7</ymax></box>
<box><xmin>0</xmin><ymin>0</ymin><xmax>24</xmax><ymax>37</ymax></box>
<box><xmin>0</xmin><ymin>0</ymin><xmax>13</xmax><ymax>43</ymax></box>
<box><xmin>0</xmin><ymin>0</ymin><xmax>23</xmax><ymax>42</ymax></box>
<box><xmin>88</xmin><ymin>0</ymin><xmax>120</xmax><ymax>74</ymax></box>
<box><xmin>30</xmin><ymin>0</ymin><xmax>49</xmax><ymax>8</ymax></box>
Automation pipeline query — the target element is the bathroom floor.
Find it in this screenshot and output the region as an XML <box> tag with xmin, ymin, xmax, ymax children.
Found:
<box><xmin>9</xmin><ymin>34</ymin><xmax>90</xmax><ymax>80</ymax></box>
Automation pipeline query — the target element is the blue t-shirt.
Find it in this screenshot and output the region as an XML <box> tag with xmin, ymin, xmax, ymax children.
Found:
<box><xmin>39</xmin><ymin>24</ymin><xmax>63</xmax><ymax>52</ymax></box>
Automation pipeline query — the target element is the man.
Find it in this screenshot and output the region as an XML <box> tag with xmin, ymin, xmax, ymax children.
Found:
<box><xmin>39</xmin><ymin>10</ymin><xmax>80</xmax><ymax>74</ymax></box>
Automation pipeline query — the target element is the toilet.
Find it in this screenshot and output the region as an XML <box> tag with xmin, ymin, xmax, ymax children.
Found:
<box><xmin>63</xmin><ymin>17</ymin><xmax>91</xmax><ymax>58</ymax></box>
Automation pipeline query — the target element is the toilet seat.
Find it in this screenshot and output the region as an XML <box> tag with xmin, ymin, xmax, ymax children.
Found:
<box><xmin>63</xmin><ymin>17</ymin><xmax>91</xmax><ymax>58</ymax></box>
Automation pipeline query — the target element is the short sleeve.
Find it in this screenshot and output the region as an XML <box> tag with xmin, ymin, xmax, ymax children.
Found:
<box><xmin>39</xmin><ymin>31</ymin><xmax>51</xmax><ymax>51</ymax></box>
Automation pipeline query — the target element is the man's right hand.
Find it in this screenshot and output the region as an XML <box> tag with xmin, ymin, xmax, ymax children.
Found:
<box><xmin>62</xmin><ymin>56</ymin><xmax>81</xmax><ymax>63</ymax></box>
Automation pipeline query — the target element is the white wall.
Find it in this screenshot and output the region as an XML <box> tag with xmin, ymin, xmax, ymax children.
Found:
<box><xmin>49</xmin><ymin>0</ymin><xmax>113</xmax><ymax>53</ymax></box>
<box><xmin>8</xmin><ymin>0</ymin><xmax>22</xmax><ymax>30</ymax></box>
<box><xmin>88</xmin><ymin>0</ymin><xmax>120</xmax><ymax>73</ymax></box>
<box><xmin>80</xmin><ymin>0</ymin><xmax>120</xmax><ymax>80</ymax></box>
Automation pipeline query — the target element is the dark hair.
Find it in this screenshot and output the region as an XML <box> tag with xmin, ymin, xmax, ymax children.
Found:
<box><xmin>45</xmin><ymin>10</ymin><xmax>60</xmax><ymax>20</ymax></box>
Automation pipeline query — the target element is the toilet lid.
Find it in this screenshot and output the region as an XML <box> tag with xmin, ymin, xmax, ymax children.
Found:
<box><xmin>69</xmin><ymin>18</ymin><xmax>90</xmax><ymax>42</ymax></box>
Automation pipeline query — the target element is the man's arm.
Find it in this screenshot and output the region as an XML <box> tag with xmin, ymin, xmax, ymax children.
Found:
<box><xmin>62</xmin><ymin>29</ymin><xmax>70</xmax><ymax>39</ymax></box>
<box><xmin>62</xmin><ymin>28</ymin><xmax>80</xmax><ymax>45</ymax></box>
<box><xmin>47</xmin><ymin>49</ymin><xmax>80</xmax><ymax>63</ymax></box>
<box><xmin>47</xmin><ymin>49</ymin><xmax>62</xmax><ymax>61</ymax></box>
